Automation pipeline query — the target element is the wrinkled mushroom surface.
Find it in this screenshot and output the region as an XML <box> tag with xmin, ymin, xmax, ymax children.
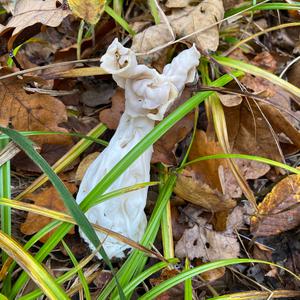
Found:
<box><xmin>76</xmin><ymin>39</ymin><xmax>200</xmax><ymax>258</ymax></box>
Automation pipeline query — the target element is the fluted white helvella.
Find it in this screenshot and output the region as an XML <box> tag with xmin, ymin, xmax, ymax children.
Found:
<box><xmin>76</xmin><ymin>39</ymin><xmax>200</xmax><ymax>259</ymax></box>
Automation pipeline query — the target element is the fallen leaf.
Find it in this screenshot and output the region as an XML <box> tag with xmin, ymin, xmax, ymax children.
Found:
<box><xmin>188</xmin><ymin>130</ymin><xmax>228</xmax><ymax>191</ymax></box>
<box><xmin>251</xmin><ymin>174</ymin><xmax>300</xmax><ymax>237</ymax></box>
<box><xmin>75</xmin><ymin>152</ymin><xmax>100</xmax><ymax>182</ymax></box>
<box><xmin>21</xmin><ymin>182</ymin><xmax>77</xmax><ymax>242</ymax></box>
<box><xmin>131</xmin><ymin>24</ymin><xmax>174</xmax><ymax>65</ymax></box>
<box><xmin>175</xmin><ymin>217</ymin><xmax>240</xmax><ymax>261</ymax></box>
<box><xmin>132</xmin><ymin>0</ymin><xmax>224</xmax><ymax>62</ymax></box>
<box><xmin>174</xmin><ymin>169</ymin><xmax>236</xmax><ymax>212</ymax></box>
<box><xmin>169</xmin><ymin>0</ymin><xmax>224</xmax><ymax>51</ymax></box>
<box><xmin>0</xmin><ymin>69</ymin><xmax>72</xmax><ymax>147</ymax></box>
<box><xmin>218</xmin><ymin>93</ymin><xmax>242</xmax><ymax>107</ymax></box>
<box><xmin>67</xmin><ymin>0</ymin><xmax>106</xmax><ymax>24</ymax></box>
<box><xmin>224</xmin><ymin>100</ymin><xmax>282</xmax><ymax>164</ymax></box>
<box><xmin>0</xmin><ymin>0</ymin><xmax>70</xmax><ymax>36</ymax></box>
<box><xmin>200</xmin><ymin>265</ymin><xmax>225</xmax><ymax>282</ymax></box>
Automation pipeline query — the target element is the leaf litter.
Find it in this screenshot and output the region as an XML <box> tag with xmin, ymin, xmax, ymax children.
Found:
<box><xmin>1</xmin><ymin>0</ymin><xmax>300</xmax><ymax>297</ymax></box>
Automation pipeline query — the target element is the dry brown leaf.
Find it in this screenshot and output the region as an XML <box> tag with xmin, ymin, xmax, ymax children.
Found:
<box><xmin>132</xmin><ymin>0</ymin><xmax>223</xmax><ymax>61</ymax></box>
<box><xmin>21</xmin><ymin>182</ymin><xmax>77</xmax><ymax>242</ymax></box>
<box><xmin>224</xmin><ymin>101</ymin><xmax>282</xmax><ymax>164</ymax></box>
<box><xmin>169</xmin><ymin>0</ymin><xmax>224</xmax><ymax>51</ymax></box>
<box><xmin>67</xmin><ymin>0</ymin><xmax>106</xmax><ymax>24</ymax></box>
<box><xmin>0</xmin><ymin>69</ymin><xmax>72</xmax><ymax>147</ymax></box>
<box><xmin>75</xmin><ymin>152</ymin><xmax>100</xmax><ymax>182</ymax></box>
<box><xmin>175</xmin><ymin>217</ymin><xmax>240</xmax><ymax>261</ymax></box>
<box><xmin>0</xmin><ymin>0</ymin><xmax>70</xmax><ymax>36</ymax></box>
<box><xmin>218</xmin><ymin>93</ymin><xmax>242</xmax><ymax>107</ymax></box>
<box><xmin>131</xmin><ymin>24</ymin><xmax>174</xmax><ymax>65</ymax></box>
<box><xmin>200</xmin><ymin>266</ymin><xmax>225</xmax><ymax>282</ymax></box>
<box><xmin>251</xmin><ymin>174</ymin><xmax>300</xmax><ymax>237</ymax></box>
<box><xmin>188</xmin><ymin>130</ymin><xmax>228</xmax><ymax>191</ymax></box>
<box><xmin>174</xmin><ymin>170</ymin><xmax>236</xmax><ymax>211</ymax></box>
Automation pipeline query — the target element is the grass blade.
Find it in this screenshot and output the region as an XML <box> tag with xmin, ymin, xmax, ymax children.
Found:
<box><xmin>213</xmin><ymin>55</ymin><xmax>300</xmax><ymax>104</ymax></box>
<box><xmin>184</xmin><ymin>258</ymin><xmax>192</xmax><ymax>300</ymax></box>
<box><xmin>0</xmin><ymin>137</ymin><xmax>11</xmax><ymax>295</ymax></box>
<box><xmin>62</xmin><ymin>240</ymin><xmax>91</xmax><ymax>300</ymax></box>
<box><xmin>0</xmin><ymin>231</ymin><xmax>69</xmax><ymax>299</ymax></box>
<box><xmin>181</xmin><ymin>153</ymin><xmax>300</xmax><ymax>175</ymax></box>
<box><xmin>15</xmin><ymin>123</ymin><xmax>107</xmax><ymax>200</ymax></box>
<box><xmin>139</xmin><ymin>259</ymin><xmax>300</xmax><ymax>299</ymax></box>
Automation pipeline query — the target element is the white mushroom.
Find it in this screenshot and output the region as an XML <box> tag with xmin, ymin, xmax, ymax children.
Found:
<box><xmin>76</xmin><ymin>39</ymin><xmax>200</xmax><ymax>259</ymax></box>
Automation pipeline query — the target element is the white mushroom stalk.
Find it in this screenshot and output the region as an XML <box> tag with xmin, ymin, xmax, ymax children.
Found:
<box><xmin>76</xmin><ymin>39</ymin><xmax>200</xmax><ymax>259</ymax></box>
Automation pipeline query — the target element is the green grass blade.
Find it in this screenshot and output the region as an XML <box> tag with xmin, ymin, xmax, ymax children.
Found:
<box><xmin>0</xmin><ymin>126</ymin><xmax>125</xmax><ymax>300</ymax></box>
<box><xmin>213</xmin><ymin>55</ymin><xmax>300</xmax><ymax>101</ymax></box>
<box><xmin>0</xmin><ymin>130</ymin><xmax>108</xmax><ymax>146</ymax></box>
<box><xmin>0</xmin><ymin>138</ymin><xmax>11</xmax><ymax>295</ymax></box>
<box><xmin>225</xmin><ymin>2</ymin><xmax>300</xmax><ymax>18</ymax></box>
<box><xmin>105</xmin><ymin>5</ymin><xmax>135</xmax><ymax>35</ymax></box>
<box><xmin>100</xmin><ymin>174</ymin><xmax>178</xmax><ymax>300</ymax></box>
<box><xmin>184</xmin><ymin>258</ymin><xmax>192</xmax><ymax>300</ymax></box>
<box><xmin>0</xmin><ymin>231</ymin><xmax>69</xmax><ymax>300</ymax></box>
<box><xmin>113</xmin><ymin>258</ymin><xmax>179</xmax><ymax>300</ymax></box>
<box><xmin>139</xmin><ymin>259</ymin><xmax>300</xmax><ymax>300</ymax></box>
<box><xmin>19</xmin><ymin>248</ymin><xmax>97</xmax><ymax>300</ymax></box>
<box><xmin>62</xmin><ymin>240</ymin><xmax>91</xmax><ymax>300</ymax></box>
<box><xmin>181</xmin><ymin>153</ymin><xmax>300</xmax><ymax>175</ymax></box>
<box><xmin>148</xmin><ymin>0</ymin><xmax>160</xmax><ymax>24</ymax></box>
<box><xmin>15</xmin><ymin>123</ymin><xmax>107</xmax><ymax>201</ymax></box>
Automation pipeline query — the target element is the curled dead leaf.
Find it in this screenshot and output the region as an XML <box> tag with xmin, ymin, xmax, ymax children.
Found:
<box><xmin>21</xmin><ymin>182</ymin><xmax>77</xmax><ymax>242</ymax></box>
<box><xmin>251</xmin><ymin>174</ymin><xmax>300</xmax><ymax>237</ymax></box>
<box><xmin>132</xmin><ymin>24</ymin><xmax>174</xmax><ymax>65</ymax></box>
<box><xmin>169</xmin><ymin>0</ymin><xmax>224</xmax><ymax>51</ymax></box>
<box><xmin>174</xmin><ymin>170</ymin><xmax>236</xmax><ymax>211</ymax></box>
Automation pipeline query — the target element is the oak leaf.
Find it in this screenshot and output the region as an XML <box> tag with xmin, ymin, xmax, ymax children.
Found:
<box><xmin>251</xmin><ymin>174</ymin><xmax>300</xmax><ymax>237</ymax></box>
<box><xmin>0</xmin><ymin>0</ymin><xmax>70</xmax><ymax>36</ymax></box>
<box><xmin>21</xmin><ymin>182</ymin><xmax>77</xmax><ymax>242</ymax></box>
